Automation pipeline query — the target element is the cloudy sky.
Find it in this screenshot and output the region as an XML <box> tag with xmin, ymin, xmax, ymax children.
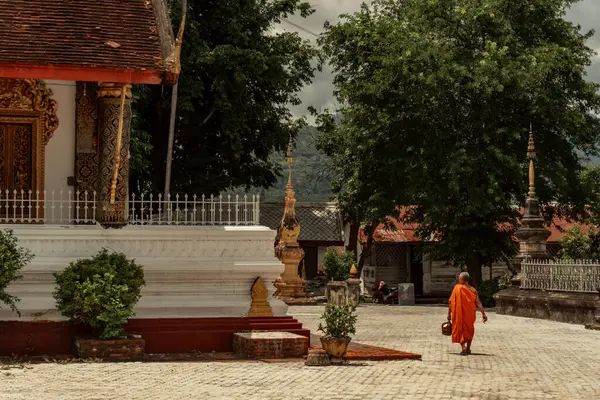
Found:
<box><xmin>279</xmin><ymin>0</ymin><xmax>600</xmax><ymax>119</ymax></box>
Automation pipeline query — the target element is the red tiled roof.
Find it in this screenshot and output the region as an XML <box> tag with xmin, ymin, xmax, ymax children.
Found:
<box><xmin>360</xmin><ymin>211</ymin><xmax>593</xmax><ymax>244</ymax></box>
<box><xmin>358</xmin><ymin>217</ymin><xmax>419</xmax><ymax>243</ymax></box>
<box><xmin>0</xmin><ymin>0</ymin><xmax>173</xmax><ymax>83</ymax></box>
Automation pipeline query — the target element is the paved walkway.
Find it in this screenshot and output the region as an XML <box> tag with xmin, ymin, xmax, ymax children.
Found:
<box><xmin>1</xmin><ymin>305</ymin><xmax>599</xmax><ymax>400</ymax></box>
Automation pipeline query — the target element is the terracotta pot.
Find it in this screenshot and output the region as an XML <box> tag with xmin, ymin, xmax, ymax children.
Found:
<box><xmin>320</xmin><ymin>336</ymin><xmax>351</xmax><ymax>358</ymax></box>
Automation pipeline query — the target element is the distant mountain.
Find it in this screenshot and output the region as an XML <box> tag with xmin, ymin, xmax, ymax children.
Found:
<box><xmin>261</xmin><ymin>126</ymin><xmax>334</xmax><ymax>202</ymax></box>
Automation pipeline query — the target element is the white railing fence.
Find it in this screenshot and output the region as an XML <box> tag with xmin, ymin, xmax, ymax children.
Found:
<box><xmin>129</xmin><ymin>193</ymin><xmax>260</xmax><ymax>225</ymax></box>
<box><xmin>0</xmin><ymin>190</ymin><xmax>260</xmax><ymax>226</ymax></box>
<box><xmin>521</xmin><ymin>259</ymin><xmax>600</xmax><ymax>293</ymax></box>
<box><xmin>0</xmin><ymin>189</ymin><xmax>97</xmax><ymax>224</ymax></box>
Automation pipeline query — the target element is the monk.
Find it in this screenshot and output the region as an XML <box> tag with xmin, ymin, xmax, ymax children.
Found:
<box><xmin>447</xmin><ymin>272</ymin><xmax>487</xmax><ymax>355</ymax></box>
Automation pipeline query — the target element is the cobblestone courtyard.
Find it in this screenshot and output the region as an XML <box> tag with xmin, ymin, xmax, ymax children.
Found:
<box><xmin>1</xmin><ymin>305</ymin><xmax>599</xmax><ymax>400</ymax></box>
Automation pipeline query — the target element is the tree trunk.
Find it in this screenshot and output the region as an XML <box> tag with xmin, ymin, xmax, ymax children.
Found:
<box><xmin>345</xmin><ymin>221</ymin><xmax>358</xmax><ymax>253</ymax></box>
<box><xmin>357</xmin><ymin>221</ymin><xmax>378</xmax><ymax>276</ymax></box>
<box><xmin>466</xmin><ymin>253</ymin><xmax>483</xmax><ymax>288</ymax></box>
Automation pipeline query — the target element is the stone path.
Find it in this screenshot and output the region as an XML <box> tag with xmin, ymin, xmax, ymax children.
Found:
<box><xmin>1</xmin><ymin>305</ymin><xmax>599</xmax><ymax>399</ymax></box>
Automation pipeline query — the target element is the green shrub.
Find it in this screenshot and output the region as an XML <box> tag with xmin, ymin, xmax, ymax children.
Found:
<box><xmin>318</xmin><ymin>303</ymin><xmax>357</xmax><ymax>340</ymax></box>
<box><xmin>323</xmin><ymin>247</ymin><xmax>355</xmax><ymax>281</ymax></box>
<box><xmin>0</xmin><ymin>229</ymin><xmax>34</xmax><ymax>316</ymax></box>
<box><xmin>53</xmin><ymin>249</ymin><xmax>145</xmax><ymax>340</ymax></box>
<box><xmin>478</xmin><ymin>274</ymin><xmax>512</xmax><ymax>307</ymax></box>
<box><xmin>558</xmin><ymin>225</ymin><xmax>600</xmax><ymax>260</ymax></box>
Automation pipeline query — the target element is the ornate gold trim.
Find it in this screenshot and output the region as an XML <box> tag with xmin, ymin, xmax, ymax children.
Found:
<box><xmin>248</xmin><ymin>277</ymin><xmax>273</xmax><ymax>317</ymax></box>
<box><xmin>0</xmin><ymin>78</ymin><xmax>58</xmax><ymax>200</ymax></box>
<box><xmin>0</xmin><ymin>78</ymin><xmax>58</xmax><ymax>145</ymax></box>
<box><xmin>98</xmin><ymin>83</ymin><xmax>132</xmax><ymax>99</ymax></box>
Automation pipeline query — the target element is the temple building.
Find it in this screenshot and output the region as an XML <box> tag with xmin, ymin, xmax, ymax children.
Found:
<box><xmin>0</xmin><ymin>0</ymin><xmax>305</xmax><ymax>356</ymax></box>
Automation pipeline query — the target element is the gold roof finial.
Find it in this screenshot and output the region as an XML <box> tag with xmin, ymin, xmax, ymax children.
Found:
<box><xmin>527</xmin><ymin>123</ymin><xmax>536</xmax><ymax>199</ymax></box>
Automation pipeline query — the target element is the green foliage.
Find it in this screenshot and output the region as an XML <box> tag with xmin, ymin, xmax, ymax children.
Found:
<box><xmin>478</xmin><ymin>274</ymin><xmax>512</xmax><ymax>307</ymax></box>
<box><xmin>53</xmin><ymin>249</ymin><xmax>145</xmax><ymax>340</ymax></box>
<box><xmin>317</xmin><ymin>304</ymin><xmax>357</xmax><ymax>339</ymax></box>
<box><xmin>558</xmin><ymin>225</ymin><xmax>600</xmax><ymax>260</ymax></box>
<box><xmin>131</xmin><ymin>0</ymin><xmax>321</xmax><ymax>195</ymax></box>
<box><xmin>322</xmin><ymin>247</ymin><xmax>354</xmax><ymax>281</ymax></box>
<box><xmin>315</xmin><ymin>0</ymin><xmax>600</xmax><ymax>286</ymax></box>
<box><xmin>579</xmin><ymin>165</ymin><xmax>600</xmax><ymax>226</ymax></box>
<box><xmin>0</xmin><ymin>229</ymin><xmax>34</xmax><ymax>316</ymax></box>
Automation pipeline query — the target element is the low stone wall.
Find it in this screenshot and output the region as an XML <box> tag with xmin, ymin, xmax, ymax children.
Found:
<box><xmin>495</xmin><ymin>288</ymin><xmax>600</xmax><ymax>325</ymax></box>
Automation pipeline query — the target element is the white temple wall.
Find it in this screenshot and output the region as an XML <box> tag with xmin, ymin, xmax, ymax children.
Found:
<box><xmin>43</xmin><ymin>80</ymin><xmax>76</xmax><ymax>196</ymax></box>
<box><xmin>0</xmin><ymin>225</ymin><xmax>287</xmax><ymax>321</ymax></box>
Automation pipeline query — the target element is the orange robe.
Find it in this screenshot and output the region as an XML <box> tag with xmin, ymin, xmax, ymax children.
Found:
<box><xmin>449</xmin><ymin>283</ymin><xmax>477</xmax><ymax>344</ymax></box>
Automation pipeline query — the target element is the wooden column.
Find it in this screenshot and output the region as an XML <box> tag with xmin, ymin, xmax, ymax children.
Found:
<box><xmin>97</xmin><ymin>83</ymin><xmax>132</xmax><ymax>226</ymax></box>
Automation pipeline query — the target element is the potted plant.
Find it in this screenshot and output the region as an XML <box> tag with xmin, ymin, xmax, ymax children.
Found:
<box><xmin>323</xmin><ymin>247</ymin><xmax>355</xmax><ymax>305</ymax></box>
<box><xmin>318</xmin><ymin>304</ymin><xmax>357</xmax><ymax>363</ymax></box>
<box><xmin>0</xmin><ymin>229</ymin><xmax>34</xmax><ymax>316</ymax></box>
<box><xmin>53</xmin><ymin>249</ymin><xmax>145</xmax><ymax>361</ymax></box>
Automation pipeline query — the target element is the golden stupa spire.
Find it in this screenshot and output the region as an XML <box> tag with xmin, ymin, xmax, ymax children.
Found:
<box><xmin>527</xmin><ymin>123</ymin><xmax>536</xmax><ymax>199</ymax></box>
<box><xmin>286</xmin><ymin>136</ymin><xmax>294</xmax><ymax>192</ymax></box>
<box><xmin>273</xmin><ymin>135</ymin><xmax>305</xmax><ymax>298</ymax></box>
<box><xmin>277</xmin><ymin>136</ymin><xmax>300</xmax><ymax>247</ymax></box>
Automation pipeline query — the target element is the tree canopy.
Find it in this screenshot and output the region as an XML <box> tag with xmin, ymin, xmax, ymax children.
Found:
<box><xmin>131</xmin><ymin>0</ymin><xmax>320</xmax><ymax>195</ymax></box>
<box><xmin>316</xmin><ymin>0</ymin><xmax>600</xmax><ymax>284</ymax></box>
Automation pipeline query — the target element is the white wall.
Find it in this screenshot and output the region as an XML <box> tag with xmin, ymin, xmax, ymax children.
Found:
<box><xmin>1</xmin><ymin>225</ymin><xmax>287</xmax><ymax>321</ymax></box>
<box><xmin>43</xmin><ymin>80</ymin><xmax>76</xmax><ymax>196</ymax></box>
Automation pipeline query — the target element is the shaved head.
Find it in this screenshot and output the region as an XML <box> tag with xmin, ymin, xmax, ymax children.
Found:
<box><xmin>459</xmin><ymin>272</ymin><xmax>470</xmax><ymax>283</ymax></box>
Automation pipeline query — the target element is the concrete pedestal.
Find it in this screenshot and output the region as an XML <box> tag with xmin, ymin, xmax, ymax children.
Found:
<box><xmin>398</xmin><ymin>283</ymin><xmax>415</xmax><ymax>306</ymax></box>
<box><xmin>326</xmin><ymin>281</ymin><xmax>349</xmax><ymax>306</ymax></box>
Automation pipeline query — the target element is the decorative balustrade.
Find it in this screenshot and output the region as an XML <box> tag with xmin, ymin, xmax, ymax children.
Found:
<box><xmin>0</xmin><ymin>190</ymin><xmax>260</xmax><ymax>226</ymax></box>
<box><xmin>0</xmin><ymin>189</ymin><xmax>97</xmax><ymax>224</ymax></box>
<box><xmin>521</xmin><ymin>259</ymin><xmax>600</xmax><ymax>293</ymax></box>
<box><xmin>129</xmin><ymin>193</ymin><xmax>260</xmax><ymax>226</ymax></box>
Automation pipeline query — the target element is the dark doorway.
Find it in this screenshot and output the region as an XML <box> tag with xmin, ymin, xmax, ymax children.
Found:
<box><xmin>302</xmin><ymin>246</ymin><xmax>318</xmax><ymax>280</ymax></box>
<box><xmin>409</xmin><ymin>246</ymin><xmax>424</xmax><ymax>296</ymax></box>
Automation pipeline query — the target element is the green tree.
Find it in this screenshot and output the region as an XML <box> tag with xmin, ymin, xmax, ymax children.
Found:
<box><xmin>316</xmin><ymin>0</ymin><xmax>600</xmax><ymax>286</ymax></box>
<box><xmin>579</xmin><ymin>164</ymin><xmax>600</xmax><ymax>225</ymax></box>
<box><xmin>131</xmin><ymin>0</ymin><xmax>320</xmax><ymax>194</ymax></box>
<box><xmin>557</xmin><ymin>225</ymin><xmax>600</xmax><ymax>260</ymax></box>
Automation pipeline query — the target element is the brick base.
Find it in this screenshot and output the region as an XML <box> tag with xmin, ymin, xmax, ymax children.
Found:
<box><xmin>233</xmin><ymin>332</ymin><xmax>309</xmax><ymax>359</ymax></box>
<box><xmin>75</xmin><ymin>336</ymin><xmax>145</xmax><ymax>362</ymax></box>
<box><xmin>0</xmin><ymin>316</ymin><xmax>310</xmax><ymax>356</ymax></box>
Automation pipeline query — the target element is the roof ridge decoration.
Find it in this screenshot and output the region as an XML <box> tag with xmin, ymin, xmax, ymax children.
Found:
<box><xmin>160</xmin><ymin>0</ymin><xmax>184</xmax><ymax>85</ymax></box>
